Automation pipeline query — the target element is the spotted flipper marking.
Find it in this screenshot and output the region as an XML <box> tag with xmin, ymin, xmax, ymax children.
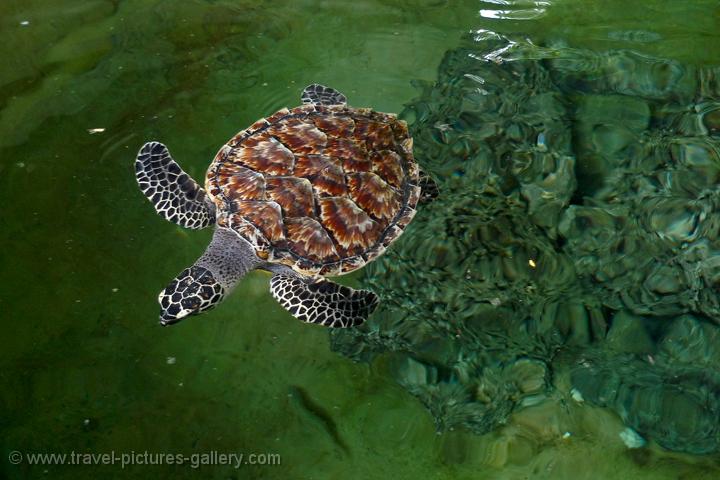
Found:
<box><xmin>135</xmin><ymin>142</ymin><xmax>216</xmax><ymax>229</ymax></box>
<box><xmin>301</xmin><ymin>84</ymin><xmax>347</xmax><ymax>106</ymax></box>
<box><xmin>270</xmin><ymin>274</ymin><xmax>378</xmax><ymax>328</ymax></box>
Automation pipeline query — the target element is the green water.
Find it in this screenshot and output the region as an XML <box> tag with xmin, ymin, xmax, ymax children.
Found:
<box><xmin>1</xmin><ymin>1</ymin><xmax>720</xmax><ymax>479</ymax></box>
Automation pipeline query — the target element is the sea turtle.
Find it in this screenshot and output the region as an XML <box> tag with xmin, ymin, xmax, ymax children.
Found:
<box><xmin>135</xmin><ymin>84</ymin><xmax>432</xmax><ymax>328</ymax></box>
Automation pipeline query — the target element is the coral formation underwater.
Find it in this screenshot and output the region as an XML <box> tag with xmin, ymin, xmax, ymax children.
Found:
<box><xmin>331</xmin><ymin>31</ymin><xmax>720</xmax><ymax>455</ymax></box>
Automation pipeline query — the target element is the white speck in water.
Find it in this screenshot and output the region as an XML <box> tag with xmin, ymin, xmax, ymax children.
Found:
<box><xmin>83</xmin><ymin>418</ymin><xmax>91</xmax><ymax>426</ymax></box>
<box><xmin>528</xmin><ymin>259</ymin><xmax>537</xmax><ymax>268</ymax></box>
<box><xmin>16</xmin><ymin>162</ymin><xmax>25</xmax><ymax>168</ymax></box>
<box><xmin>87</xmin><ymin>128</ymin><xmax>105</xmax><ymax>134</ymax></box>
<box><xmin>20</xmin><ymin>20</ymin><xmax>30</xmax><ymax>26</ymax></box>
<box><xmin>262</xmin><ymin>82</ymin><xmax>268</xmax><ymax>87</ymax></box>
<box><xmin>166</xmin><ymin>356</ymin><xmax>176</xmax><ymax>365</ymax></box>
<box><xmin>489</xmin><ymin>297</ymin><xmax>502</xmax><ymax>307</ymax></box>
<box><xmin>562</xmin><ymin>432</ymin><xmax>571</xmax><ymax>439</ymax></box>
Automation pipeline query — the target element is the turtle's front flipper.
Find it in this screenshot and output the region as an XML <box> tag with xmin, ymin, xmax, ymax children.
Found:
<box><xmin>269</xmin><ymin>274</ymin><xmax>378</xmax><ymax>328</ymax></box>
<box><xmin>135</xmin><ymin>142</ymin><xmax>216</xmax><ymax>229</ymax></box>
<box><xmin>301</xmin><ymin>84</ymin><xmax>347</xmax><ymax>106</ymax></box>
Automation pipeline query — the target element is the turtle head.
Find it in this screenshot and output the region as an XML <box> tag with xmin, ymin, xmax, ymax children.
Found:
<box><xmin>158</xmin><ymin>265</ymin><xmax>225</xmax><ymax>326</ymax></box>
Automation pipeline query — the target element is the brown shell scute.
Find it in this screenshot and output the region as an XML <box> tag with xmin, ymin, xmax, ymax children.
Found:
<box><xmin>318</xmin><ymin>197</ymin><xmax>381</xmax><ymax>256</ymax></box>
<box><xmin>313</xmin><ymin>116</ymin><xmax>354</xmax><ymax>136</ymax></box>
<box><xmin>219</xmin><ymin>164</ymin><xmax>265</xmax><ymax>201</ymax></box>
<box><xmin>237</xmin><ymin>135</ymin><xmax>295</xmax><ymax>175</ymax></box>
<box><xmin>265</xmin><ymin>177</ymin><xmax>315</xmax><ymax>217</ymax></box>
<box><xmin>207</xmin><ymin>104</ymin><xmax>419</xmax><ymax>276</ymax></box>
<box><xmin>285</xmin><ymin>217</ymin><xmax>340</xmax><ymax>263</ymax></box>
<box><xmin>347</xmin><ymin>172</ymin><xmax>401</xmax><ymax>221</ymax></box>
<box><xmin>232</xmin><ymin>200</ymin><xmax>285</xmax><ymax>244</ymax></box>
<box><xmin>294</xmin><ymin>155</ymin><xmax>347</xmax><ymax>197</ymax></box>
<box><xmin>370</xmin><ymin>150</ymin><xmax>404</xmax><ymax>188</ymax></box>
<box><xmin>326</xmin><ymin>138</ymin><xmax>368</xmax><ymax>164</ymax></box>
<box><xmin>268</xmin><ymin>118</ymin><xmax>327</xmax><ymax>154</ymax></box>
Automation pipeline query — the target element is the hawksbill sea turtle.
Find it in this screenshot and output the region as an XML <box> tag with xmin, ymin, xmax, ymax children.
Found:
<box><xmin>135</xmin><ymin>84</ymin><xmax>435</xmax><ymax>328</ymax></box>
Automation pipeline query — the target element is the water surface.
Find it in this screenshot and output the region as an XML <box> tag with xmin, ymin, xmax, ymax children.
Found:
<box><xmin>1</xmin><ymin>1</ymin><xmax>719</xmax><ymax>479</ymax></box>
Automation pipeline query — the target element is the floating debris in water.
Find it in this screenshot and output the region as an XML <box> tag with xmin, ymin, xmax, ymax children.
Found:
<box><xmin>81</xmin><ymin>418</ymin><xmax>98</xmax><ymax>431</ymax></box>
<box><xmin>20</xmin><ymin>20</ymin><xmax>30</xmax><ymax>26</ymax></box>
<box><xmin>166</xmin><ymin>356</ymin><xmax>176</xmax><ymax>365</ymax></box>
<box><xmin>87</xmin><ymin>128</ymin><xmax>106</xmax><ymax>134</ymax></box>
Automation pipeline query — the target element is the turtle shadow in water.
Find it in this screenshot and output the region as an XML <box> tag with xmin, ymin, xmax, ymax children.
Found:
<box><xmin>288</xmin><ymin>385</ymin><xmax>350</xmax><ymax>456</ymax></box>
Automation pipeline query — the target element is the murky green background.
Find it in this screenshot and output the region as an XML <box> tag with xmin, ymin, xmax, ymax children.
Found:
<box><xmin>1</xmin><ymin>1</ymin><xmax>719</xmax><ymax>479</ymax></box>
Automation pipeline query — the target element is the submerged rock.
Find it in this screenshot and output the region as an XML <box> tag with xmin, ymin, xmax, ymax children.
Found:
<box><xmin>619</xmin><ymin>428</ymin><xmax>647</xmax><ymax>449</ymax></box>
<box><xmin>571</xmin><ymin>316</ymin><xmax>720</xmax><ymax>454</ymax></box>
<box><xmin>331</xmin><ymin>30</ymin><xmax>720</xmax><ymax>455</ymax></box>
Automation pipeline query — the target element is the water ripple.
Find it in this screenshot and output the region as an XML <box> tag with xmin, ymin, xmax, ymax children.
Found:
<box><xmin>479</xmin><ymin>0</ymin><xmax>550</xmax><ymax>20</ymax></box>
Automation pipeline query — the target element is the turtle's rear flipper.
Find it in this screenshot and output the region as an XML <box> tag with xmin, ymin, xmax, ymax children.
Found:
<box><xmin>270</xmin><ymin>274</ymin><xmax>378</xmax><ymax>328</ymax></box>
<box><xmin>301</xmin><ymin>84</ymin><xmax>347</xmax><ymax>106</ymax></box>
<box><xmin>418</xmin><ymin>169</ymin><xmax>439</xmax><ymax>204</ymax></box>
<box><xmin>135</xmin><ymin>142</ymin><xmax>216</xmax><ymax>229</ymax></box>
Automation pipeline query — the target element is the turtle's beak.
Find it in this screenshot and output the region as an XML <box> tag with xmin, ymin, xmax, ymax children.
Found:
<box><xmin>159</xmin><ymin>308</ymin><xmax>194</xmax><ymax>326</ymax></box>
